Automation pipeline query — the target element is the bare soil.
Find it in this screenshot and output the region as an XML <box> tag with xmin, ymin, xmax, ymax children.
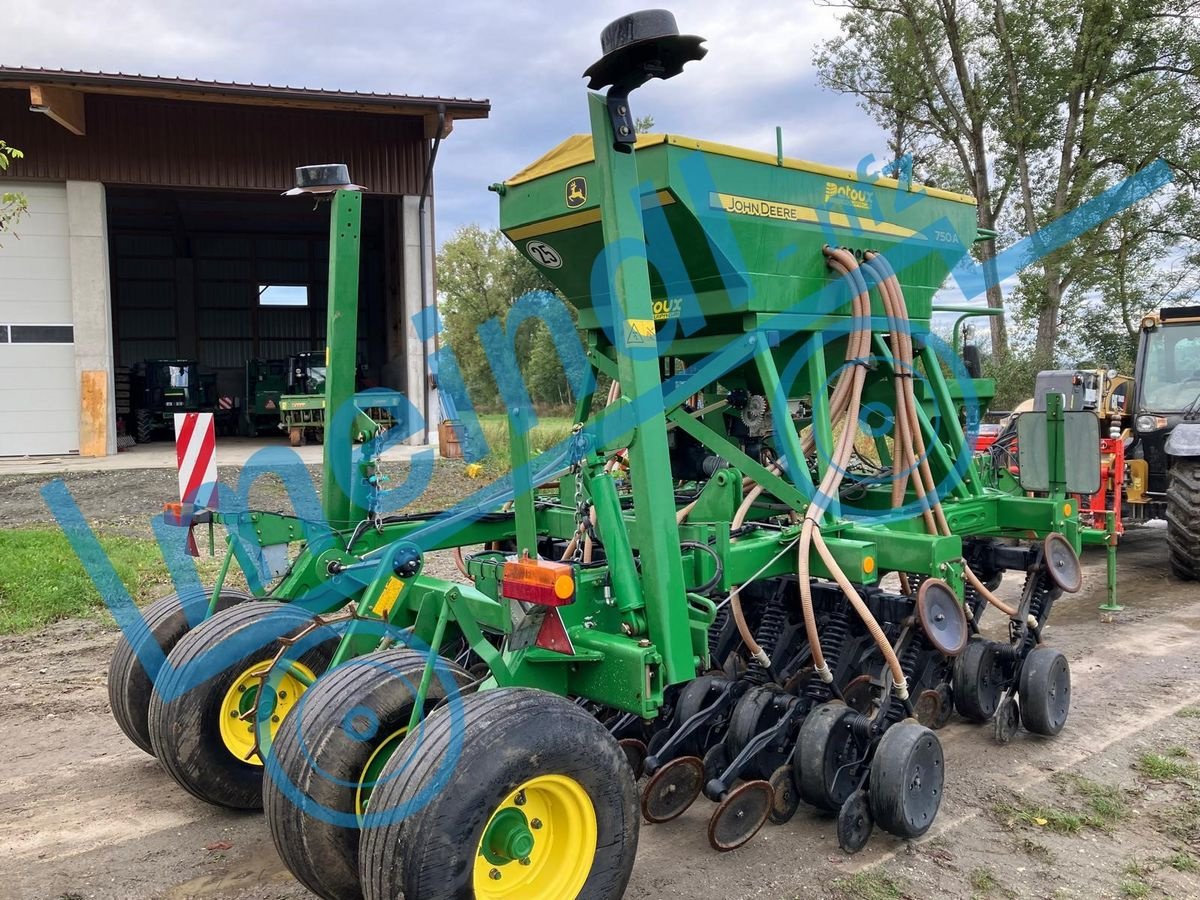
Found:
<box><xmin>1</xmin><ymin>466</ymin><xmax>1198</xmax><ymax>900</ymax></box>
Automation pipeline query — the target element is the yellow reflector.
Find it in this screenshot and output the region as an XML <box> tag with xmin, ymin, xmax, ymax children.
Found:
<box><xmin>554</xmin><ymin>574</ymin><xmax>575</xmax><ymax>600</ymax></box>
<box><xmin>862</xmin><ymin>556</ymin><xmax>876</xmax><ymax>575</ymax></box>
<box><xmin>1062</xmin><ymin>503</ymin><xmax>1072</xmax><ymax>517</ymax></box>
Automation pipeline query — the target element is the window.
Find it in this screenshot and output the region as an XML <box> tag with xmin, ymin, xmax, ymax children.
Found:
<box><xmin>258</xmin><ymin>284</ymin><xmax>309</xmax><ymax>307</ymax></box>
<box><xmin>6</xmin><ymin>324</ymin><xmax>74</xmax><ymax>344</ymax></box>
<box><xmin>0</xmin><ymin>325</ymin><xmax>7</xmax><ymax>343</ymax></box>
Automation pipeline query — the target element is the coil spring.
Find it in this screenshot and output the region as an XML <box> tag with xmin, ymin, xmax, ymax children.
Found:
<box><xmin>1021</xmin><ymin>570</ymin><xmax>1059</xmax><ymax>652</ymax></box>
<box><xmin>745</xmin><ymin>586</ymin><xmax>788</xmax><ymax>685</ymax></box>
<box><xmin>804</xmin><ymin>605</ymin><xmax>850</xmax><ymax>704</ymax></box>
<box><xmin>883</xmin><ymin>627</ymin><xmax>926</xmax><ymax>725</ymax></box>
<box><xmin>963</xmin><ymin>582</ymin><xmax>986</xmax><ymax>626</ymax></box>
<box><xmin>708</xmin><ymin>605</ymin><xmax>730</xmax><ymax>664</ymax></box>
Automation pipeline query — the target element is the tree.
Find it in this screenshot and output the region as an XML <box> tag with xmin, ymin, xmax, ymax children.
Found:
<box><xmin>815</xmin><ymin>0</ymin><xmax>1013</xmax><ymax>357</ymax></box>
<box><xmin>437</xmin><ymin>225</ymin><xmax>575</xmax><ymax>410</ymax></box>
<box><xmin>993</xmin><ymin>0</ymin><xmax>1200</xmax><ymax>363</ymax></box>
<box><xmin>815</xmin><ymin>0</ymin><xmax>1200</xmax><ymax>366</ymax></box>
<box><xmin>0</xmin><ymin>141</ymin><xmax>28</xmax><ymax>239</ymax></box>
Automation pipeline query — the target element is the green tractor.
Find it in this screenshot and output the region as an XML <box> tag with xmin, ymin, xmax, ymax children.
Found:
<box><xmin>107</xmin><ymin>11</ymin><xmax>1093</xmax><ymax>899</ymax></box>
<box><xmin>241</xmin><ymin>357</ymin><xmax>289</xmax><ymax>436</ymax></box>
<box><xmin>128</xmin><ymin>359</ymin><xmax>216</xmax><ymax>443</ymax></box>
<box><xmin>1127</xmin><ymin>305</ymin><xmax>1200</xmax><ymax>579</ymax></box>
<box><xmin>279</xmin><ymin>350</ymin><xmax>395</xmax><ymax>446</ymax></box>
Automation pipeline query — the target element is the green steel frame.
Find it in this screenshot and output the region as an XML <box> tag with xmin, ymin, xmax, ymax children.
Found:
<box><xmin>197</xmin><ymin>78</ymin><xmax>1084</xmax><ymax>731</ymax></box>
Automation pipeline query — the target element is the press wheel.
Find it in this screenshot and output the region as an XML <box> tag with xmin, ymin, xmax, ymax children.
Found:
<box><xmin>619</xmin><ymin>738</ymin><xmax>648</xmax><ymax>779</ymax></box>
<box><xmin>868</xmin><ymin>722</ymin><xmax>944</xmax><ymax>839</ymax></box>
<box><xmin>1019</xmin><ymin>647</ymin><xmax>1071</xmax><ymax>736</ymax></box>
<box><xmin>795</xmin><ymin>701</ymin><xmax>866</xmax><ymax>812</ymax></box>
<box><xmin>952</xmin><ymin>638</ymin><xmax>1006</xmax><ymax>722</ymax></box>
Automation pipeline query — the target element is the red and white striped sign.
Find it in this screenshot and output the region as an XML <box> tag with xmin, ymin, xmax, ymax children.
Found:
<box><xmin>174</xmin><ymin>412</ymin><xmax>218</xmax><ymax>509</ymax></box>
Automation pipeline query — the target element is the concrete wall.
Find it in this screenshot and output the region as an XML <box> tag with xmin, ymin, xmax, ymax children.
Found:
<box><xmin>66</xmin><ymin>181</ymin><xmax>115</xmax><ymax>456</ymax></box>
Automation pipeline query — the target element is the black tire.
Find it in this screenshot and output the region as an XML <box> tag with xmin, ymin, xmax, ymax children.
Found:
<box><xmin>1167</xmin><ymin>460</ymin><xmax>1200</xmax><ymax>581</ymax></box>
<box><xmin>795</xmin><ymin>700</ymin><xmax>862</xmax><ymax>812</ymax></box>
<box><xmin>135</xmin><ymin>409</ymin><xmax>154</xmax><ymax>443</ymax></box>
<box><xmin>869</xmin><ymin>722</ymin><xmax>944</xmax><ymax>839</ymax></box>
<box><xmin>952</xmin><ymin>638</ymin><xmax>1005</xmax><ymax>722</ymax></box>
<box><xmin>359</xmin><ymin>688</ymin><xmax>639</xmax><ymax>900</ymax></box>
<box><xmin>148</xmin><ymin>601</ymin><xmax>339</xmax><ymax>809</ymax></box>
<box><xmin>265</xmin><ymin>649</ymin><xmax>470</xmax><ymax>900</ymax></box>
<box><xmin>108</xmin><ymin>587</ymin><xmax>251</xmax><ymax>755</ymax></box>
<box><xmin>1018</xmin><ymin>646</ymin><xmax>1071</xmax><ymax>736</ymax></box>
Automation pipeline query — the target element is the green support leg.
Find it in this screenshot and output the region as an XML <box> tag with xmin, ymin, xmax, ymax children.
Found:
<box><xmin>321</xmin><ymin>189</ymin><xmax>365</xmax><ymax>529</ymax></box>
<box><xmin>588</xmin><ymin>92</ymin><xmax>693</xmax><ymax>682</ymax></box>
<box><xmin>1099</xmin><ymin>509</ymin><xmax>1123</xmax><ymax>613</ymax></box>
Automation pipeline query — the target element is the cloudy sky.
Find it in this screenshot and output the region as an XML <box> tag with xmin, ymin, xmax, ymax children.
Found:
<box><xmin>6</xmin><ymin>1</ymin><xmax>890</xmax><ymax>243</ymax></box>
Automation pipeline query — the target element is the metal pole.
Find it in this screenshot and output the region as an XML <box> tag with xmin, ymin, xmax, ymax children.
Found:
<box><xmin>588</xmin><ymin>91</ymin><xmax>693</xmax><ymax>682</ymax></box>
<box><xmin>322</xmin><ymin>189</ymin><xmax>365</xmax><ymax>528</ymax></box>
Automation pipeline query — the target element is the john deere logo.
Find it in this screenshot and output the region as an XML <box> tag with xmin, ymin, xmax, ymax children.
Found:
<box><xmin>566</xmin><ymin>176</ymin><xmax>587</xmax><ymax>208</ymax></box>
<box><xmin>824</xmin><ymin>181</ymin><xmax>870</xmax><ymax>211</ymax></box>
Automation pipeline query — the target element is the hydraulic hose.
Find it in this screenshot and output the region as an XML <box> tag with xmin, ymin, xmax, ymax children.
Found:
<box><xmin>864</xmin><ymin>253</ymin><xmax>1017</xmax><ymax>619</ymax></box>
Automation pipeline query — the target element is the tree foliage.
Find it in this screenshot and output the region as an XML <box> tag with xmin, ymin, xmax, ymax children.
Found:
<box><xmin>437</xmin><ymin>225</ymin><xmax>577</xmax><ymax>411</ymax></box>
<box><xmin>816</xmin><ymin>0</ymin><xmax>1200</xmax><ymax>370</ymax></box>
<box><xmin>0</xmin><ymin>141</ymin><xmax>28</xmax><ymax>239</ymax></box>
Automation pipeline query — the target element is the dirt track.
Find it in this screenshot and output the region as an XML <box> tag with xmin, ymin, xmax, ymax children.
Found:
<box><xmin>1</xmin><ymin>474</ymin><xmax>1199</xmax><ymax>899</ymax></box>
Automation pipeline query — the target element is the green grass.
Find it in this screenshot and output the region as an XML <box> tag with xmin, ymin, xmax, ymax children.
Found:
<box><xmin>474</xmin><ymin>414</ymin><xmax>575</xmax><ymax>473</ymax></box>
<box><xmin>1135</xmin><ymin>752</ymin><xmax>1198</xmax><ymax>781</ymax></box>
<box><xmin>1120</xmin><ymin>880</ymin><xmax>1149</xmax><ymax>898</ymax></box>
<box><xmin>1165</xmin><ymin>746</ymin><xmax>1191</xmax><ymax>758</ymax></box>
<box><xmin>969</xmin><ymin>867</ymin><xmax>1000</xmax><ymax>894</ymax></box>
<box><xmin>1168</xmin><ymin>852</ymin><xmax>1197</xmax><ymax>873</ymax></box>
<box><xmin>0</xmin><ymin>527</ymin><xmax>173</xmax><ymax>633</ymax></box>
<box><xmin>1175</xmin><ymin>706</ymin><xmax>1200</xmax><ymax>719</ymax></box>
<box><xmin>1062</xmin><ymin>775</ymin><xmax>1130</xmax><ymax>828</ymax></box>
<box><xmin>831</xmin><ymin>872</ymin><xmax>905</xmax><ymax>900</ymax></box>
<box><xmin>995</xmin><ymin>801</ymin><xmax>1084</xmax><ymax>835</ymax></box>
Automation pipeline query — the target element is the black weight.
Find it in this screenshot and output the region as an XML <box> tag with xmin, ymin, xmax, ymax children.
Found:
<box><xmin>868</xmin><ymin>722</ymin><xmax>944</xmax><ymax>839</ymax></box>
<box><xmin>1018</xmin><ymin>646</ymin><xmax>1071</xmax><ymax>736</ymax></box>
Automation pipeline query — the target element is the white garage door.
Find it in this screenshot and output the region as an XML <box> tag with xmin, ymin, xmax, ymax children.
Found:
<box><xmin>0</xmin><ymin>182</ymin><xmax>78</xmax><ymax>456</ymax></box>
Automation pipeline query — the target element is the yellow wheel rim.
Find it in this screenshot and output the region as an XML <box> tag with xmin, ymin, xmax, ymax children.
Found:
<box><xmin>473</xmin><ymin>774</ymin><xmax>597</xmax><ymax>899</ymax></box>
<box><xmin>355</xmin><ymin>727</ymin><xmax>408</xmax><ymax>820</ymax></box>
<box><xmin>217</xmin><ymin>661</ymin><xmax>315</xmax><ymax>766</ymax></box>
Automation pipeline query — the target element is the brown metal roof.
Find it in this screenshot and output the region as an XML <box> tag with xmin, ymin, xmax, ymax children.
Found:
<box><xmin>0</xmin><ymin>66</ymin><xmax>490</xmax><ymax>118</ymax></box>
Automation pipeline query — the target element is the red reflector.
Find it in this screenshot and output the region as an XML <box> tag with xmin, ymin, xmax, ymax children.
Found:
<box><xmin>501</xmin><ymin>558</ymin><xmax>575</xmax><ymax>607</ymax></box>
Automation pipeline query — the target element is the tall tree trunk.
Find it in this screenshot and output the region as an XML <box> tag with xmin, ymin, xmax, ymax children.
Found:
<box><xmin>1034</xmin><ymin>270</ymin><xmax>1062</xmax><ymax>364</ymax></box>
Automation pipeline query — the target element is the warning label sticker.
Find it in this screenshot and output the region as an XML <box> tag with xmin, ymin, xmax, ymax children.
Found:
<box><xmin>625</xmin><ymin>318</ymin><xmax>656</xmax><ymax>345</ymax></box>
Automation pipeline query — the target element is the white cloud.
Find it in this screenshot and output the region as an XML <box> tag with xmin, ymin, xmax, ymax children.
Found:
<box><xmin>5</xmin><ymin>1</ymin><xmax>890</xmax><ymax>240</ymax></box>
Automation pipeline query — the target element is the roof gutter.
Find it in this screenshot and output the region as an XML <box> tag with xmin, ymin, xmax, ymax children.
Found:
<box><xmin>418</xmin><ymin>104</ymin><xmax>445</xmax><ymax>443</ymax></box>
